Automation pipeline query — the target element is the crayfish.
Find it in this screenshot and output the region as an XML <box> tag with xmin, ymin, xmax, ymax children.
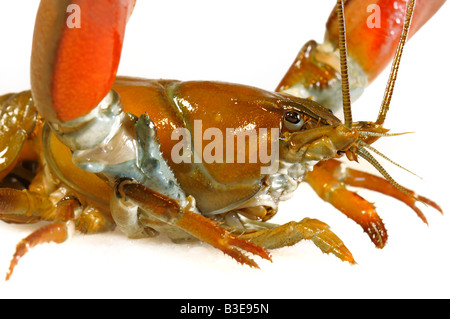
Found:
<box><xmin>0</xmin><ymin>0</ymin><xmax>445</xmax><ymax>282</ymax></box>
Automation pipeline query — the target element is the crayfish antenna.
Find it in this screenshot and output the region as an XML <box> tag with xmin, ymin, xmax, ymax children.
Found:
<box><xmin>351</xmin><ymin>0</ymin><xmax>427</xmax><ymax>205</ymax></box>
<box><xmin>376</xmin><ymin>0</ymin><xmax>415</xmax><ymax>125</ymax></box>
<box><xmin>335</xmin><ymin>0</ymin><xmax>353</xmax><ymax>129</ymax></box>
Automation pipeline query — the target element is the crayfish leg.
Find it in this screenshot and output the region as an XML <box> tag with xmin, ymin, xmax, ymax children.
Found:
<box><xmin>239</xmin><ymin>218</ymin><xmax>356</xmax><ymax>264</ymax></box>
<box><xmin>317</xmin><ymin>159</ymin><xmax>443</xmax><ymax>220</ymax></box>
<box><xmin>305</xmin><ymin>160</ymin><xmax>388</xmax><ymax>248</ymax></box>
<box><xmin>6</xmin><ymin>222</ymin><xmax>68</xmax><ymax>281</ymax></box>
<box><xmin>116</xmin><ymin>179</ymin><xmax>272</xmax><ymax>268</ymax></box>
<box><xmin>5</xmin><ymin>197</ymin><xmax>79</xmax><ymax>281</ymax></box>
<box><xmin>0</xmin><ymin>188</ymin><xmax>53</xmax><ymax>223</ymax></box>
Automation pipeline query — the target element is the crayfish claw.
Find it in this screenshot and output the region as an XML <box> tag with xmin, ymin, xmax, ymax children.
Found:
<box><xmin>117</xmin><ymin>182</ymin><xmax>272</xmax><ymax>267</ymax></box>
<box><xmin>304</xmin><ymin>218</ymin><xmax>357</xmax><ymax>264</ymax></box>
<box><xmin>224</xmin><ymin>235</ymin><xmax>272</xmax><ymax>268</ymax></box>
<box><xmin>173</xmin><ymin>208</ymin><xmax>272</xmax><ymax>268</ymax></box>
<box><xmin>306</xmin><ymin>159</ymin><xmax>443</xmax><ymax>248</ymax></box>
<box><xmin>239</xmin><ymin>218</ymin><xmax>356</xmax><ymax>264</ymax></box>
<box><xmin>415</xmin><ymin>194</ymin><xmax>443</xmax><ymax>217</ymax></box>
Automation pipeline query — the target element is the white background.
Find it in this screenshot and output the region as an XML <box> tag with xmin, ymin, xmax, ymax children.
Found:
<box><xmin>0</xmin><ymin>0</ymin><xmax>449</xmax><ymax>299</ymax></box>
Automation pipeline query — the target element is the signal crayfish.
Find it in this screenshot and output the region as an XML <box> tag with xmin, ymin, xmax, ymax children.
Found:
<box><xmin>0</xmin><ymin>0</ymin><xmax>448</xmax><ymax>287</ymax></box>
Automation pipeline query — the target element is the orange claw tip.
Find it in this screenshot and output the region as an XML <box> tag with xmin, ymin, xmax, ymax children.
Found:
<box><xmin>417</xmin><ymin>195</ymin><xmax>444</xmax><ymax>216</ymax></box>
<box><xmin>333</xmin><ymin>243</ymin><xmax>357</xmax><ymax>265</ymax></box>
<box><xmin>30</xmin><ymin>0</ymin><xmax>136</xmax><ymax>123</ymax></box>
<box><xmin>226</xmin><ymin>237</ymin><xmax>272</xmax><ymax>267</ymax></box>
<box><xmin>342</xmin><ymin>252</ymin><xmax>357</xmax><ymax>265</ymax></box>
<box><xmin>231</xmin><ymin>237</ymin><xmax>273</xmax><ymax>262</ymax></box>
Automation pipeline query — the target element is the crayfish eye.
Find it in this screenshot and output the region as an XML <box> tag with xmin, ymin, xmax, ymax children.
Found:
<box><xmin>283</xmin><ymin>111</ymin><xmax>304</xmax><ymax>131</ymax></box>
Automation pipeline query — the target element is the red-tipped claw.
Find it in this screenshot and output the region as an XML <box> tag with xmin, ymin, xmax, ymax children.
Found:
<box><xmin>30</xmin><ymin>0</ymin><xmax>136</xmax><ymax>123</ymax></box>
<box><xmin>325</xmin><ymin>0</ymin><xmax>446</xmax><ymax>83</ymax></box>
<box><xmin>276</xmin><ymin>0</ymin><xmax>446</xmax><ymax>110</ymax></box>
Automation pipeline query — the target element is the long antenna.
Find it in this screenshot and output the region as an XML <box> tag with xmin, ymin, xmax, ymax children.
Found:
<box><xmin>376</xmin><ymin>0</ymin><xmax>416</xmax><ymax>125</ymax></box>
<box><xmin>336</xmin><ymin>0</ymin><xmax>353</xmax><ymax>129</ymax></box>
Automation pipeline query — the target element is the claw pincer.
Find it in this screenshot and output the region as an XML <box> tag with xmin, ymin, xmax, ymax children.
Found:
<box><xmin>31</xmin><ymin>0</ymin><xmax>135</xmax><ymax>123</ymax></box>
<box><xmin>277</xmin><ymin>0</ymin><xmax>446</xmax><ymax>111</ymax></box>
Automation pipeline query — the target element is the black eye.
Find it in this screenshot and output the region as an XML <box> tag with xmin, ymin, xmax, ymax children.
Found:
<box><xmin>284</xmin><ymin>111</ymin><xmax>304</xmax><ymax>131</ymax></box>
